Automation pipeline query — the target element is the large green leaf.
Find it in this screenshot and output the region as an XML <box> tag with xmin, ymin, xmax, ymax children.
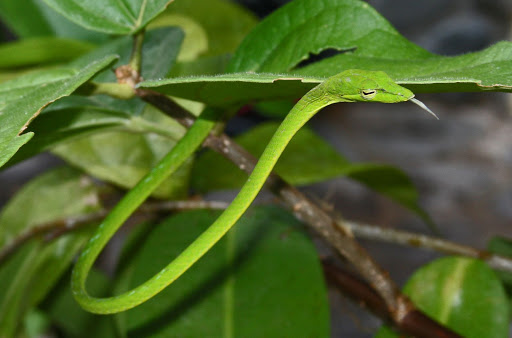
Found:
<box><xmin>116</xmin><ymin>206</ymin><xmax>329</xmax><ymax>337</ymax></box>
<box><xmin>139</xmin><ymin>73</ymin><xmax>321</xmax><ymax>106</ymax></box>
<box><xmin>0</xmin><ymin>54</ymin><xmax>117</xmax><ymax>168</ymax></box>
<box><xmin>0</xmin><ymin>37</ymin><xmax>94</xmax><ymax>69</ymax></box>
<box><xmin>0</xmin><ymin>0</ymin><xmax>109</xmax><ymax>42</ymax></box>
<box><xmin>0</xmin><ymin>167</ymin><xmax>104</xmax><ymax>337</ymax></box>
<box><xmin>192</xmin><ymin>122</ymin><xmax>432</xmax><ymax>226</ymax></box>
<box><xmin>376</xmin><ymin>257</ymin><xmax>509</xmax><ymax>338</ymax></box>
<box><xmin>227</xmin><ymin>0</ymin><xmax>430</xmax><ymax>73</ymax></box>
<box><xmin>296</xmin><ymin>42</ymin><xmax>512</xmax><ymax>93</ymax></box>
<box><xmin>42</xmin><ymin>0</ymin><xmax>174</xmax><ymax>34</ymax></box>
<box><xmin>139</xmin><ymin>0</ymin><xmax>512</xmax><ymax>106</ymax></box>
<box><xmin>41</xmin><ymin>269</ymin><xmax>117</xmax><ymax>338</ymax></box>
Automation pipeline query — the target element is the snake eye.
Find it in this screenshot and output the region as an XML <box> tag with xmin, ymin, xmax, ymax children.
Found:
<box><xmin>361</xmin><ymin>89</ymin><xmax>377</xmax><ymax>100</ymax></box>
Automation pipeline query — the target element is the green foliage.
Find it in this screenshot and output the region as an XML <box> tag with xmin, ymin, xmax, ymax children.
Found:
<box><xmin>0</xmin><ymin>0</ymin><xmax>109</xmax><ymax>42</ymax></box>
<box><xmin>0</xmin><ymin>167</ymin><xmax>104</xmax><ymax>336</ymax></box>
<box><xmin>41</xmin><ymin>0</ymin><xmax>173</xmax><ymax>35</ymax></box>
<box><xmin>376</xmin><ymin>257</ymin><xmax>510</xmax><ymax>338</ymax></box>
<box><xmin>0</xmin><ymin>54</ymin><xmax>117</xmax><ymax>168</ymax></box>
<box><xmin>0</xmin><ymin>37</ymin><xmax>94</xmax><ymax>69</ymax></box>
<box><xmin>117</xmin><ymin>207</ymin><xmax>329</xmax><ymax>337</ymax></box>
<box><xmin>0</xmin><ymin>0</ymin><xmax>510</xmax><ymax>335</ymax></box>
<box><xmin>42</xmin><ymin>269</ymin><xmax>117</xmax><ymax>337</ymax></box>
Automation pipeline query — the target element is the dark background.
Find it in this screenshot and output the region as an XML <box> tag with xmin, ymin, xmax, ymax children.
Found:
<box><xmin>1</xmin><ymin>1</ymin><xmax>511</xmax><ymax>337</ymax></box>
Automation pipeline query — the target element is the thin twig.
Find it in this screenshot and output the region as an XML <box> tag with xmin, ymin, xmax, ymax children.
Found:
<box><xmin>322</xmin><ymin>260</ymin><xmax>462</xmax><ymax>338</ymax></box>
<box><xmin>341</xmin><ymin>220</ymin><xmax>512</xmax><ymax>272</ymax></box>
<box><xmin>0</xmin><ymin>200</ymin><xmax>228</xmax><ymax>265</ymax></box>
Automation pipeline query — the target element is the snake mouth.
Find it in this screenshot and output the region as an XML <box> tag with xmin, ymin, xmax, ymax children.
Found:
<box><xmin>409</xmin><ymin>97</ymin><xmax>439</xmax><ymax>119</ymax></box>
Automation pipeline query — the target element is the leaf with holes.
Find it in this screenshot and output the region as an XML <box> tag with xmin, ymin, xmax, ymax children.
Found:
<box><xmin>42</xmin><ymin>0</ymin><xmax>174</xmax><ymax>34</ymax></box>
<box><xmin>139</xmin><ymin>0</ymin><xmax>512</xmax><ymax>107</ymax></box>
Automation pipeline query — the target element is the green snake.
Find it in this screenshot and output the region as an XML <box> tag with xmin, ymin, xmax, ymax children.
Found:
<box><xmin>71</xmin><ymin>69</ymin><xmax>436</xmax><ymax>314</ymax></box>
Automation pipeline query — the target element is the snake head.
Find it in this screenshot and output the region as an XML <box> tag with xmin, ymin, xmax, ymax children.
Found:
<box><xmin>325</xmin><ymin>69</ymin><xmax>438</xmax><ymax>118</ymax></box>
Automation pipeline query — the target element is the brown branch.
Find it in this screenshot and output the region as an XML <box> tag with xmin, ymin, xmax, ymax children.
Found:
<box><xmin>322</xmin><ymin>260</ymin><xmax>462</xmax><ymax>338</ymax></box>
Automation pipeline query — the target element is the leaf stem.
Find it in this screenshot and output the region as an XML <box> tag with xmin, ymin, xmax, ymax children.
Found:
<box><xmin>340</xmin><ymin>220</ymin><xmax>512</xmax><ymax>272</ymax></box>
<box><xmin>76</xmin><ymin>82</ymin><xmax>135</xmax><ymax>99</ymax></box>
<box><xmin>129</xmin><ymin>29</ymin><xmax>145</xmax><ymax>75</ymax></box>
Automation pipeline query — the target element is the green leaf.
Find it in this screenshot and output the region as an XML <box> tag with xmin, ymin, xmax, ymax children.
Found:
<box><xmin>118</xmin><ymin>206</ymin><xmax>329</xmax><ymax>337</ymax></box>
<box><xmin>139</xmin><ymin>73</ymin><xmax>322</xmax><ymax>106</ymax></box>
<box><xmin>168</xmin><ymin>54</ymin><xmax>231</xmax><ymax>77</ymax></box>
<box><xmin>296</xmin><ymin>43</ymin><xmax>512</xmax><ymax>93</ymax></box>
<box><xmin>140</xmin><ymin>0</ymin><xmax>512</xmax><ymax>106</ymax></box>
<box><xmin>192</xmin><ymin>122</ymin><xmax>349</xmax><ymax>190</ymax></box>
<box><xmin>41</xmin><ymin>0</ymin><xmax>174</xmax><ymax>35</ymax></box>
<box><xmin>488</xmin><ymin>237</ymin><xmax>512</xmax><ymax>291</ymax></box>
<box><xmin>192</xmin><ymin>122</ymin><xmax>432</xmax><ymax>226</ymax></box>
<box><xmin>40</xmin><ymin>27</ymin><xmax>189</xmax><ymax>199</ymax></box>
<box><xmin>147</xmin><ymin>14</ymin><xmax>209</xmax><ymax>62</ymax></box>
<box><xmin>0</xmin><ymin>167</ymin><xmax>104</xmax><ymax>336</ymax></box>
<box><xmin>0</xmin><ymin>54</ymin><xmax>117</xmax><ymax>168</ymax></box>
<box><xmin>156</xmin><ymin>0</ymin><xmax>258</xmax><ymax>57</ymax></box>
<box><xmin>0</xmin><ymin>166</ymin><xmax>103</xmax><ymax>253</ymax></box>
<box><xmin>0</xmin><ymin>37</ymin><xmax>94</xmax><ymax>69</ymax></box>
<box><xmin>227</xmin><ymin>0</ymin><xmax>429</xmax><ymax>73</ymax></box>
<box><xmin>0</xmin><ymin>0</ymin><xmax>55</xmax><ymax>38</ymax></box>
<box><xmin>41</xmin><ymin>269</ymin><xmax>117</xmax><ymax>338</ymax></box>
<box><xmin>53</xmin><ymin>128</ymin><xmax>193</xmax><ymax>199</ymax></box>
<box><xmin>2</xmin><ymin>27</ymin><xmax>184</xmax><ymax>168</ymax></box>
<box><xmin>0</xmin><ymin>0</ymin><xmax>109</xmax><ymax>43</ymax></box>
<box><xmin>376</xmin><ymin>257</ymin><xmax>510</xmax><ymax>338</ymax></box>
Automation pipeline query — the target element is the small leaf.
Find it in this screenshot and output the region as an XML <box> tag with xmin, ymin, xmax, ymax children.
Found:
<box><xmin>192</xmin><ymin>122</ymin><xmax>432</xmax><ymax>225</ymax></box>
<box><xmin>42</xmin><ymin>0</ymin><xmax>174</xmax><ymax>34</ymax></box>
<box><xmin>0</xmin><ymin>37</ymin><xmax>94</xmax><ymax>69</ymax></box>
<box><xmin>147</xmin><ymin>14</ymin><xmax>209</xmax><ymax>62</ymax></box>
<box><xmin>0</xmin><ymin>54</ymin><xmax>117</xmax><ymax>168</ymax></box>
<box><xmin>117</xmin><ymin>206</ymin><xmax>329</xmax><ymax>337</ymax></box>
<box><xmin>157</xmin><ymin>0</ymin><xmax>258</xmax><ymax>57</ymax></box>
<box><xmin>0</xmin><ymin>167</ymin><xmax>104</xmax><ymax>336</ymax></box>
<box><xmin>376</xmin><ymin>257</ymin><xmax>510</xmax><ymax>338</ymax></box>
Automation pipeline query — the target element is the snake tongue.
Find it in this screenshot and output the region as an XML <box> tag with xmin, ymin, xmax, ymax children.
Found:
<box><xmin>409</xmin><ymin>97</ymin><xmax>439</xmax><ymax>119</ymax></box>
